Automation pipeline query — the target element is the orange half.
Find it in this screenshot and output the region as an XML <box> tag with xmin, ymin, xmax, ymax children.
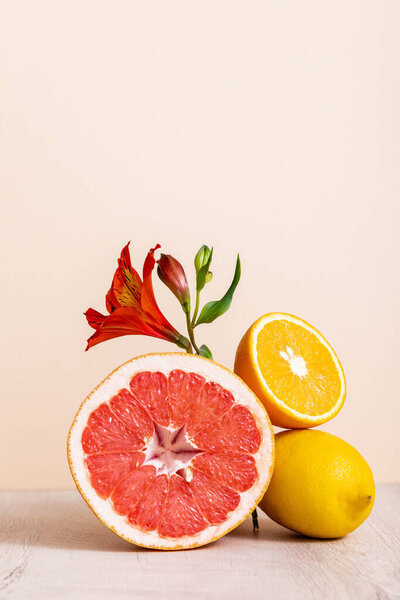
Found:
<box><xmin>234</xmin><ymin>313</ymin><xmax>346</xmax><ymax>428</ymax></box>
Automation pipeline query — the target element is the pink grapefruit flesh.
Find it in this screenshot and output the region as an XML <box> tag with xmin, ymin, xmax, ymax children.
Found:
<box><xmin>68</xmin><ymin>353</ymin><xmax>274</xmax><ymax>550</ymax></box>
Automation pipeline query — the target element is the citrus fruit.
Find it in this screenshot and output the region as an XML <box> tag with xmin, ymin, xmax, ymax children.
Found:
<box><xmin>234</xmin><ymin>312</ymin><xmax>346</xmax><ymax>428</ymax></box>
<box><xmin>68</xmin><ymin>352</ymin><xmax>274</xmax><ymax>550</ymax></box>
<box><xmin>259</xmin><ymin>430</ymin><xmax>375</xmax><ymax>538</ymax></box>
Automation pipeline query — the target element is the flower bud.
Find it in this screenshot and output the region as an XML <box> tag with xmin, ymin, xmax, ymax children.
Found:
<box><xmin>157</xmin><ymin>254</ymin><xmax>191</xmax><ymax>314</ymax></box>
<box><xmin>194</xmin><ymin>245</ymin><xmax>212</xmax><ymax>273</ymax></box>
<box><xmin>194</xmin><ymin>245</ymin><xmax>213</xmax><ymax>292</ymax></box>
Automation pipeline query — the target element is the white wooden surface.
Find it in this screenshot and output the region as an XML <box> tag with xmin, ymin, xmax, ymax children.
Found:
<box><xmin>1</xmin><ymin>484</ymin><xmax>399</xmax><ymax>599</ymax></box>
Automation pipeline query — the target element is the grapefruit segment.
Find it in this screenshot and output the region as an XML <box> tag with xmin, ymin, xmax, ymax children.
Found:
<box><xmin>82</xmin><ymin>403</ymin><xmax>144</xmax><ymax>454</ymax></box>
<box><xmin>130</xmin><ymin>371</ymin><xmax>170</xmax><ymax>426</ymax></box>
<box><xmin>192</xmin><ymin>452</ymin><xmax>257</xmax><ymax>493</ymax></box>
<box><xmin>85</xmin><ymin>451</ymin><xmax>145</xmax><ymax>499</ymax></box>
<box><xmin>158</xmin><ymin>474</ymin><xmax>207</xmax><ymax>537</ymax></box>
<box><xmin>111</xmin><ymin>465</ymin><xmax>156</xmax><ymax>516</ymax></box>
<box><xmin>186</xmin><ymin>381</ymin><xmax>234</xmax><ymax>435</ymax></box>
<box><xmin>68</xmin><ymin>353</ymin><xmax>274</xmax><ymax>550</ymax></box>
<box><xmin>109</xmin><ymin>389</ymin><xmax>154</xmax><ymax>441</ymax></box>
<box><xmin>168</xmin><ymin>370</ymin><xmax>205</xmax><ymax>429</ymax></box>
<box><xmin>129</xmin><ymin>474</ymin><xmax>168</xmax><ymax>531</ymax></box>
<box><xmin>192</xmin><ymin>404</ymin><xmax>261</xmax><ymax>454</ymax></box>
<box><xmin>189</xmin><ymin>470</ymin><xmax>240</xmax><ymax>524</ymax></box>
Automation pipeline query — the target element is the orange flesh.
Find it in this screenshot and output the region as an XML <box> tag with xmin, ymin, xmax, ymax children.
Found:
<box><xmin>256</xmin><ymin>320</ymin><xmax>341</xmax><ymax>415</ymax></box>
<box><xmin>82</xmin><ymin>370</ymin><xmax>261</xmax><ymax>539</ymax></box>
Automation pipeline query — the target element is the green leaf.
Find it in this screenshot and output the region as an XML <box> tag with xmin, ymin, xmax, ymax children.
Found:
<box><xmin>195</xmin><ymin>255</ymin><xmax>241</xmax><ymax>326</ymax></box>
<box><xmin>196</xmin><ymin>247</ymin><xmax>213</xmax><ymax>291</ymax></box>
<box><xmin>198</xmin><ymin>344</ymin><xmax>213</xmax><ymax>359</ymax></box>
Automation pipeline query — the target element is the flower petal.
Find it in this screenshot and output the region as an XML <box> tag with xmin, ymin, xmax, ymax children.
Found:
<box><xmin>106</xmin><ymin>243</ymin><xmax>143</xmax><ymax>312</ymax></box>
<box><xmin>85</xmin><ymin>308</ymin><xmax>107</xmax><ymax>330</ymax></box>
<box><xmin>85</xmin><ymin>307</ymin><xmax>166</xmax><ymax>350</ymax></box>
<box><xmin>105</xmin><ymin>287</ymin><xmax>118</xmax><ymax>313</ymax></box>
<box><xmin>140</xmin><ymin>244</ymin><xmax>161</xmax><ymax>313</ymax></box>
<box><xmin>141</xmin><ymin>245</ymin><xmax>179</xmax><ymax>335</ymax></box>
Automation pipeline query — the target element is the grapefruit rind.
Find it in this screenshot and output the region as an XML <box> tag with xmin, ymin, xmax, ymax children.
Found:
<box><xmin>235</xmin><ymin>313</ymin><xmax>346</xmax><ymax>428</ymax></box>
<box><xmin>67</xmin><ymin>352</ymin><xmax>274</xmax><ymax>550</ymax></box>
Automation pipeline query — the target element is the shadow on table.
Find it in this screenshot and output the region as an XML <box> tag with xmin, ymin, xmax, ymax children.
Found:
<box><xmin>228</xmin><ymin>512</ymin><xmax>343</xmax><ymax>545</ymax></box>
<box><xmin>1</xmin><ymin>493</ymin><xmax>338</xmax><ymax>554</ymax></box>
<box><xmin>1</xmin><ymin>492</ymin><xmax>147</xmax><ymax>553</ymax></box>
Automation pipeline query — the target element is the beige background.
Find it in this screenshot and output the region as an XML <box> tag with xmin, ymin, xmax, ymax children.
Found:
<box><xmin>0</xmin><ymin>1</ymin><xmax>399</xmax><ymax>489</ymax></box>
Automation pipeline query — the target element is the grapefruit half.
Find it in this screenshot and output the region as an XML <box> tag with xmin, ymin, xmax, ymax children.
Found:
<box><xmin>68</xmin><ymin>353</ymin><xmax>274</xmax><ymax>550</ymax></box>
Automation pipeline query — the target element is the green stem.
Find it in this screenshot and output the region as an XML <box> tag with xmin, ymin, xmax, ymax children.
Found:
<box><xmin>185</xmin><ymin>311</ymin><xmax>201</xmax><ymax>355</ymax></box>
<box><xmin>191</xmin><ymin>290</ymin><xmax>200</xmax><ymax>329</ymax></box>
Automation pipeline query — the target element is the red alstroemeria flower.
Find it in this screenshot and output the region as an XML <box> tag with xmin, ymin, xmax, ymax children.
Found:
<box><xmin>85</xmin><ymin>243</ymin><xmax>190</xmax><ymax>351</ymax></box>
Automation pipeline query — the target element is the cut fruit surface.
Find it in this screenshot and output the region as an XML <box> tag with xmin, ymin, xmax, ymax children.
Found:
<box><xmin>68</xmin><ymin>353</ymin><xmax>274</xmax><ymax>550</ymax></box>
<box><xmin>234</xmin><ymin>313</ymin><xmax>346</xmax><ymax>429</ymax></box>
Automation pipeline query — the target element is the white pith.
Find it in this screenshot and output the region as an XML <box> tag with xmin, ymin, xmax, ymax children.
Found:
<box><xmin>143</xmin><ymin>424</ymin><xmax>202</xmax><ymax>477</ymax></box>
<box><xmin>68</xmin><ymin>353</ymin><xmax>274</xmax><ymax>550</ymax></box>
<box><xmin>251</xmin><ymin>313</ymin><xmax>346</xmax><ymax>422</ymax></box>
<box><xmin>279</xmin><ymin>345</ymin><xmax>308</xmax><ymax>378</ymax></box>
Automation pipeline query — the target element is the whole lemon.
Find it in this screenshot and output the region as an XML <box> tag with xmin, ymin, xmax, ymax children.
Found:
<box><xmin>259</xmin><ymin>430</ymin><xmax>375</xmax><ymax>538</ymax></box>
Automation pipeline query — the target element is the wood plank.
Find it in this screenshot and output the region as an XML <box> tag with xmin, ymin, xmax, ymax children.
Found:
<box><xmin>1</xmin><ymin>484</ymin><xmax>399</xmax><ymax>599</ymax></box>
